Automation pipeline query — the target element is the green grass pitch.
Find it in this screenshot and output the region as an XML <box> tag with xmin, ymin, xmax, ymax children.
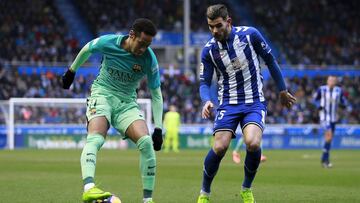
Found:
<box><xmin>0</xmin><ymin>149</ymin><xmax>359</xmax><ymax>202</ymax></box>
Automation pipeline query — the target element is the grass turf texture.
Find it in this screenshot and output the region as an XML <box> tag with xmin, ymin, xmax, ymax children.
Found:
<box><xmin>0</xmin><ymin>149</ymin><xmax>359</xmax><ymax>203</ymax></box>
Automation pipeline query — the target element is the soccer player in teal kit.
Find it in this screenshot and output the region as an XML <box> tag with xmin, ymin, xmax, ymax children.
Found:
<box><xmin>62</xmin><ymin>18</ymin><xmax>163</xmax><ymax>203</ymax></box>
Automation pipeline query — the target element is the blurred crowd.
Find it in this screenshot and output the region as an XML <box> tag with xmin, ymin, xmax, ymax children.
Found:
<box><xmin>0</xmin><ymin>0</ymin><xmax>80</xmax><ymax>64</ymax></box>
<box><xmin>1</xmin><ymin>64</ymin><xmax>359</xmax><ymax>125</ymax></box>
<box><xmin>246</xmin><ymin>0</ymin><xmax>360</xmax><ymax>65</ymax></box>
<box><xmin>74</xmin><ymin>0</ymin><xmax>239</xmax><ymax>34</ymax></box>
<box><xmin>0</xmin><ymin>0</ymin><xmax>359</xmax><ymax>125</ymax></box>
<box><xmin>1</xmin><ymin>0</ymin><xmax>358</xmax><ymax>67</ymax></box>
<box><xmin>74</xmin><ymin>0</ymin><xmax>183</xmax><ymax>33</ymax></box>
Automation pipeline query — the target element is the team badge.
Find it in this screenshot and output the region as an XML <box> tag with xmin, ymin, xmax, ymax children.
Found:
<box><xmin>231</xmin><ymin>56</ymin><xmax>242</xmax><ymax>71</ymax></box>
<box><xmin>90</xmin><ymin>107</ymin><xmax>96</xmax><ymax>115</ymax></box>
<box><xmin>132</xmin><ymin>64</ymin><xmax>142</xmax><ymax>72</ymax></box>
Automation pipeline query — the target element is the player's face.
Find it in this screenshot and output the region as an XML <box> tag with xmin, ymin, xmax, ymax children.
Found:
<box><xmin>129</xmin><ymin>31</ymin><xmax>153</xmax><ymax>56</ymax></box>
<box><xmin>327</xmin><ymin>76</ymin><xmax>337</xmax><ymax>88</ymax></box>
<box><xmin>207</xmin><ymin>17</ymin><xmax>231</xmax><ymax>41</ymax></box>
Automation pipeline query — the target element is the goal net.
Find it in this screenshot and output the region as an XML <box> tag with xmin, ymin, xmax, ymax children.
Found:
<box><xmin>4</xmin><ymin>98</ymin><xmax>151</xmax><ymax>150</ymax></box>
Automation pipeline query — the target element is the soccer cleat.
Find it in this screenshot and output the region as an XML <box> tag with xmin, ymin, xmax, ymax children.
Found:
<box><xmin>260</xmin><ymin>154</ymin><xmax>267</xmax><ymax>162</ymax></box>
<box><xmin>143</xmin><ymin>198</ymin><xmax>155</xmax><ymax>203</ymax></box>
<box><xmin>232</xmin><ymin>151</ymin><xmax>241</xmax><ymax>164</ymax></box>
<box><xmin>240</xmin><ymin>188</ymin><xmax>255</xmax><ymax>203</ymax></box>
<box><xmin>322</xmin><ymin>162</ymin><xmax>333</xmax><ymax>168</ymax></box>
<box><xmin>82</xmin><ymin>187</ymin><xmax>112</xmax><ymax>202</ymax></box>
<box><xmin>197</xmin><ymin>194</ymin><xmax>210</xmax><ymax>203</ymax></box>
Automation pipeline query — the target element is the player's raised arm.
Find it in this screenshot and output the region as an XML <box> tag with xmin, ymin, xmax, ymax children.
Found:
<box><xmin>61</xmin><ymin>43</ymin><xmax>92</xmax><ymax>89</ymax></box>
<box><xmin>250</xmin><ymin>28</ymin><xmax>296</xmax><ymax>108</ymax></box>
<box><xmin>199</xmin><ymin>48</ymin><xmax>215</xmax><ymax>119</ymax></box>
<box><xmin>62</xmin><ymin>36</ymin><xmax>108</xmax><ymax>89</ymax></box>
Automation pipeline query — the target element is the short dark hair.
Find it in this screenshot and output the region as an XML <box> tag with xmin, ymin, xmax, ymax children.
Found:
<box><xmin>206</xmin><ymin>4</ymin><xmax>229</xmax><ymax>20</ymax></box>
<box><xmin>131</xmin><ymin>18</ymin><xmax>157</xmax><ymax>36</ymax></box>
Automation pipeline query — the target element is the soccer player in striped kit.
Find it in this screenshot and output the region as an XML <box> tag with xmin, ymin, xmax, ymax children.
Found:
<box><xmin>313</xmin><ymin>75</ymin><xmax>350</xmax><ymax>168</ymax></box>
<box><xmin>197</xmin><ymin>4</ymin><xmax>296</xmax><ymax>203</ymax></box>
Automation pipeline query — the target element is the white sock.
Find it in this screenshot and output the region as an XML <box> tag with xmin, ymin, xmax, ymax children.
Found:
<box><xmin>84</xmin><ymin>183</ymin><xmax>95</xmax><ymax>192</ymax></box>
<box><xmin>242</xmin><ymin>186</ymin><xmax>251</xmax><ymax>190</ymax></box>
<box><xmin>200</xmin><ymin>190</ymin><xmax>210</xmax><ymax>196</ymax></box>
<box><xmin>143</xmin><ymin>197</ymin><xmax>153</xmax><ymax>203</ymax></box>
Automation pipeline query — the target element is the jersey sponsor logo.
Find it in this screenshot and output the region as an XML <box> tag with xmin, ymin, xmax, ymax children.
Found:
<box><xmin>132</xmin><ymin>64</ymin><xmax>142</xmax><ymax>72</ymax></box>
<box><xmin>107</xmin><ymin>67</ymin><xmax>136</xmax><ymax>82</ymax></box>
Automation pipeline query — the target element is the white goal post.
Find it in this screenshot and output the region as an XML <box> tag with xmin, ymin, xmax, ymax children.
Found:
<box><xmin>7</xmin><ymin>98</ymin><xmax>152</xmax><ymax>150</ymax></box>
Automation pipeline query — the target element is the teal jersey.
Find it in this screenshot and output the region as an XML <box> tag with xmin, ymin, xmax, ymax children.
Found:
<box><xmin>88</xmin><ymin>34</ymin><xmax>160</xmax><ymax>101</ymax></box>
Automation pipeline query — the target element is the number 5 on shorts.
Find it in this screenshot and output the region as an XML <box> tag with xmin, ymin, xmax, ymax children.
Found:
<box><xmin>216</xmin><ymin>110</ymin><xmax>226</xmax><ymax>120</ymax></box>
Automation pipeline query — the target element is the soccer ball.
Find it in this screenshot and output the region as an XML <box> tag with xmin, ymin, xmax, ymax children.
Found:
<box><xmin>108</xmin><ymin>195</ymin><xmax>122</xmax><ymax>203</ymax></box>
<box><xmin>92</xmin><ymin>195</ymin><xmax>122</xmax><ymax>203</ymax></box>
<box><xmin>104</xmin><ymin>195</ymin><xmax>122</xmax><ymax>203</ymax></box>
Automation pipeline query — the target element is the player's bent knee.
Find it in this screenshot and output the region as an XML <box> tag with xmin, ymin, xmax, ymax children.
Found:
<box><xmin>137</xmin><ymin>135</ymin><xmax>156</xmax><ymax>157</ymax></box>
<box><xmin>213</xmin><ymin>144</ymin><xmax>228</xmax><ymax>157</ymax></box>
<box><xmin>86</xmin><ymin>133</ymin><xmax>105</xmax><ymax>150</ymax></box>
<box><xmin>246</xmin><ymin>141</ymin><xmax>261</xmax><ymax>152</ymax></box>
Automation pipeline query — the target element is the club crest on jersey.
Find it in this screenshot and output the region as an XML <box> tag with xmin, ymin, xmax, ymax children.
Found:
<box><xmin>132</xmin><ymin>64</ymin><xmax>142</xmax><ymax>72</ymax></box>
<box><xmin>231</xmin><ymin>56</ymin><xmax>242</xmax><ymax>71</ymax></box>
<box><xmin>90</xmin><ymin>107</ymin><xmax>96</xmax><ymax>115</ymax></box>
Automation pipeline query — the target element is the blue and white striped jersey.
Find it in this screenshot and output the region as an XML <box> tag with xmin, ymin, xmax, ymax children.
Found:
<box><xmin>313</xmin><ymin>85</ymin><xmax>348</xmax><ymax>124</ymax></box>
<box><xmin>200</xmin><ymin>26</ymin><xmax>272</xmax><ymax>106</ymax></box>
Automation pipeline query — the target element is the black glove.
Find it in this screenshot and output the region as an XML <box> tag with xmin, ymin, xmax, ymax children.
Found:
<box><xmin>318</xmin><ymin>106</ymin><xmax>324</xmax><ymax>110</ymax></box>
<box><xmin>152</xmin><ymin>128</ymin><xmax>163</xmax><ymax>151</ymax></box>
<box><xmin>62</xmin><ymin>69</ymin><xmax>75</xmax><ymax>89</ymax></box>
